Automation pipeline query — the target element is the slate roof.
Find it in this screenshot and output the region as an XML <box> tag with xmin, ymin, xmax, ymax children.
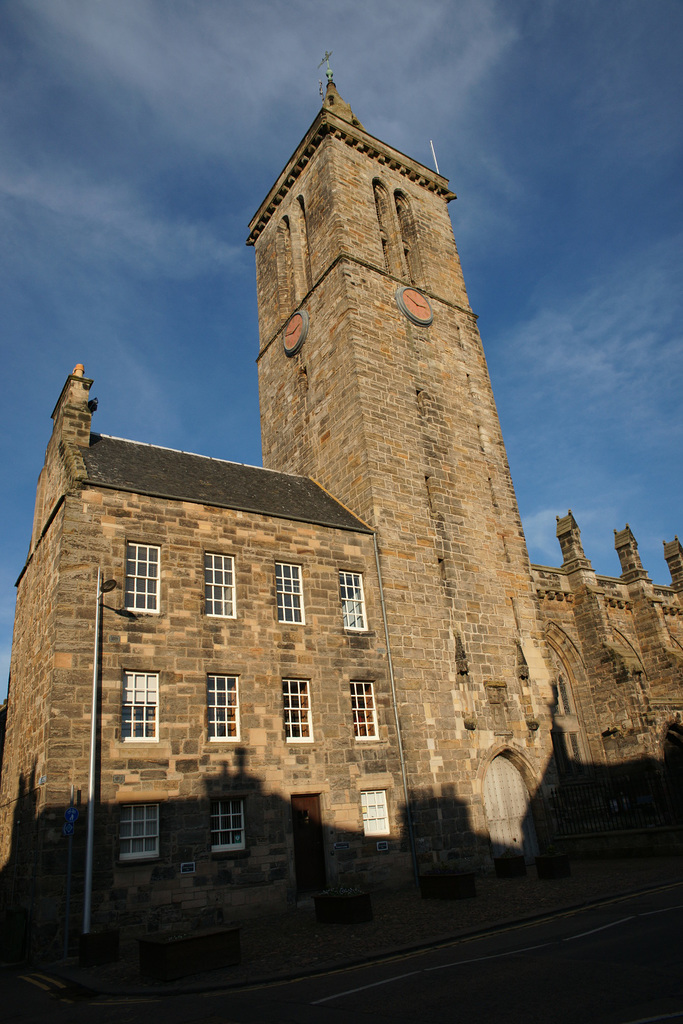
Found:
<box><xmin>81</xmin><ymin>434</ymin><xmax>371</xmax><ymax>534</ymax></box>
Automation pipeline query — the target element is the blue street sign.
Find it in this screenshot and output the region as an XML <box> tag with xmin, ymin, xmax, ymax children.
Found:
<box><xmin>64</xmin><ymin>806</ymin><xmax>79</xmax><ymax>823</ymax></box>
<box><xmin>62</xmin><ymin>822</ymin><xmax>74</xmax><ymax>837</ymax></box>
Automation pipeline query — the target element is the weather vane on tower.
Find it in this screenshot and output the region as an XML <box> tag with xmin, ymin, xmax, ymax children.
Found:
<box><xmin>318</xmin><ymin>50</ymin><xmax>334</xmax><ymax>90</ymax></box>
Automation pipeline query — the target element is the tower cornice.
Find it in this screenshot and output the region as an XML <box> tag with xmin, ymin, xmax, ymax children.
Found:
<box><xmin>246</xmin><ymin>102</ymin><xmax>455</xmax><ymax>246</ymax></box>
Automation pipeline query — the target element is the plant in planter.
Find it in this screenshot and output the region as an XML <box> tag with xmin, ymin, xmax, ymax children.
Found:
<box><xmin>493</xmin><ymin>847</ymin><xmax>527</xmax><ymax>878</ymax></box>
<box><xmin>419</xmin><ymin>866</ymin><xmax>477</xmax><ymax>900</ymax></box>
<box><xmin>138</xmin><ymin>925</ymin><xmax>241</xmax><ymax>981</ymax></box>
<box><xmin>313</xmin><ymin>886</ymin><xmax>373</xmax><ymax>924</ymax></box>
<box><xmin>535</xmin><ymin>845</ymin><xmax>571</xmax><ymax>879</ymax></box>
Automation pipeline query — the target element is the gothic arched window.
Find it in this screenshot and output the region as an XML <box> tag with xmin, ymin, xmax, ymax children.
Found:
<box><xmin>276</xmin><ymin>216</ymin><xmax>295</xmax><ymax>318</ymax></box>
<box><xmin>373</xmin><ymin>179</ymin><xmax>402</xmax><ymax>277</ymax></box>
<box><xmin>394</xmin><ymin>190</ymin><xmax>423</xmax><ymax>286</ymax></box>
<box><xmin>293</xmin><ymin>195</ymin><xmax>312</xmax><ymax>296</ymax></box>
<box><xmin>551</xmin><ymin>671</ymin><xmax>585</xmax><ymax>777</ymax></box>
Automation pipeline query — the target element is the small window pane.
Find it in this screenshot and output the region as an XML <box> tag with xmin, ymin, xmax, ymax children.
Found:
<box><xmin>275</xmin><ymin>563</ymin><xmax>304</xmax><ymax>624</ymax></box>
<box><xmin>207</xmin><ymin>675</ymin><xmax>239</xmax><ymax>741</ymax></box>
<box><xmin>122</xmin><ymin>672</ymin><xmax>158</xmax><ymax>741</ymax></box>
<box><xmin>339</xmin><ymin>571</ymin><xmax>367</xmax><ymax>630</ymax></box>
<box><xmin>350</xmin><ymin>681</ymin><xmax>377</xmax><ymax>739</ymax></box>
<box><xmin>125</xmin><ymin>543</ymin><xmax>160</xmax><ymax>612</ymax></box>
<box><xmin>120</xmin><ymin>804</ymin><xmax>159</xmax><ymax>860</ymax></box>
<box><xmin>210</xmin><ymin>799</ymin><xmax>245</xmax><ymax>851</ymax></box>
<box><xmin>283</xmin><ymin>679</ymin><xmax>312</xmax><ymax>741</ymax></box>
<box><xmin>205</xmin><ymin>553</ymin><xmax>236</xmax><ymax>618</ymax></box>
<box><xmin>361</xmin><ymin>790</ymin><xmax>389</xmax><ymax>835</ymax></box>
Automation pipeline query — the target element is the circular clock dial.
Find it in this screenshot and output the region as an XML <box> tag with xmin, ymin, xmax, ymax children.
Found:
<box><xmin>396</xmin><ymin>287</ymin><xmax>434</xmax><ymax>326</ymax></box>
<box><xmin>283</xmin><ymin>311</ymin><xmax>309</xmax><ymax>356</ymax></box>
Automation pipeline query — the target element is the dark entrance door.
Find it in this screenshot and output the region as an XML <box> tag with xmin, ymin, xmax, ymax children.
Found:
<box><xmin>291</xmin><ymin>794</ymin><xmax>326</xmax><ymax>891</ymax></box>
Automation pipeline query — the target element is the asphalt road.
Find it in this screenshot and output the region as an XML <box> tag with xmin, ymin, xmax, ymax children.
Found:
<box><xmin>4</xmin><ymin>884</ymin><xmax>682</xmax><ymax>1024</ymax></box>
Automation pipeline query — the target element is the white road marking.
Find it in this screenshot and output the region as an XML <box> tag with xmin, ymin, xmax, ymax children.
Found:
<box><xmin>311</xmin><ymin>970</ymin><xmax>422</xmax><ymax>1004</ymax></box>
<box><xmin>639</xmin><ymin>904</ymin><xmax>683</xmax><ymax>917</ymax></box>
<box><xmin>309</xmin><ymin>902</ymin><xmax>679</xmax><ymax>1008</ymax></box>
<box><xmin>617</xmin><ymin>1012</ymin><xmax>683</xmax><ymax>1024</ymax></box>
<box><xmin>425</xmin><ymin>942</ymin><xmax>552</xmax><ymax>971</ymax></box>
<box><xmin>563</xmin><ymin>915</ymin><xmax>635</xmax><ymax>940</ymax></box>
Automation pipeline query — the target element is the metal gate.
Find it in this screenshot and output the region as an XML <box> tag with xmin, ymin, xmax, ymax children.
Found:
<box><xmin>483</xmin><ymin>755</ymin><xmax>539</xmax><ymax>862</ymax></box>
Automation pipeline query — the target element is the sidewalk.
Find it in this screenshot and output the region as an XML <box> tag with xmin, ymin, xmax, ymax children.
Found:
<box><xmin>51</xmin><ymin>857</ymin><xmax>682</xmax><ymax>996</ymax></box>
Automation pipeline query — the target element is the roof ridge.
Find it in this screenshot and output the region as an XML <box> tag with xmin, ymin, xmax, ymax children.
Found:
<box><xmin>90</xmin><ymin>433</ymin><xmax>309</xmax><ymax>480</ymax></box>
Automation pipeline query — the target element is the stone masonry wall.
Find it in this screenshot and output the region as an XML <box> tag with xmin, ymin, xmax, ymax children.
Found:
<box><xmin>5</xmin><ymin>479</ymin><xmax>414</xmax><ymax>952</ymax></box>
<box><xmin>254</xmin><ymin>115</ymin><xmax>557</xmax><ymax>857</ymax></box>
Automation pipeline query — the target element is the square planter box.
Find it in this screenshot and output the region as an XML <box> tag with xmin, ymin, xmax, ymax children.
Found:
<box><xmin>493</xmin><ymin>855</ymin><xmax>527</xmax><ymax>878</ymax></box>
<box><xmin>535</xmin><ymin>854</ymin><xmax>571</xmax><ymax>879</ymax></box>
<box><xmin>313</xmin><ymin>893</ymin><xmax>373</xmax><ymax>924</ymax></box>
<box><xmin>79</xmin><ymin>929</ymin><xmax>120</xmax><ymax>967</ymax></box>
<box><xmin>419</xmin><ymin>872</ymin><xmax>477</xmax><ymax>900</ymax></box>
<box><xmin>138</xmin><ymin>926</ymin><xmax>241</xmax><ymax>982</ymax></box>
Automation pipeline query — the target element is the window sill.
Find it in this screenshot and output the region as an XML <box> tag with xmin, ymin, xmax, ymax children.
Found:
<box><xmin>210</xmin><ymin>848</ymin><xmax>249</xmax><ymax>860</ymax></box>
<box><xmin>117</xmin><ymin>856</ymin><xmax>161</xmax><ymax>866</ymax></box>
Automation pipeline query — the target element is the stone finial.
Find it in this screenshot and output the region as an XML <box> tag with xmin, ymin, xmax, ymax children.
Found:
<box><xmin>614</xmin><ymin>524</ymin><xmax>650</xmax><ymax>584</ymax></box>
<box><xmin>663</xmin><ymin>536</ymin><xmax>683</xmax><ymax>593</ymax></box>
<box><xmin>556</xmin><ymin>510</ymin><xmax>592</xmax><ymax>572</ymax></box>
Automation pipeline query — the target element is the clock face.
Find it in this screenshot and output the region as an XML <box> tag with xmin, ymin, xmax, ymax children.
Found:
<box><xmin>283</xmin><ymin>311</ymin><xmax>309</xmax><ymax>357</ymax></box>
<box><xmin>396</xmin><ymin>287</ymin><xmax>433</xmax><ymax>326</ymax></box>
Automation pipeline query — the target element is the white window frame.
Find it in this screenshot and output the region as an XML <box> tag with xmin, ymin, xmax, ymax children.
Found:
<box><xmin>204</xmin><ymin>553</ymin><xmax>236</xmax><ymax>618</ymax></box>
<box><xmin>275</xmin><ymin>562</ymin><xmax>304</xmax><ymax>624</ymax></box>
<box><xmin>125</xmin><ymin>542</ymin><xmax>160</xmax><ymax>613</ymax></box>
<box><xmin>119</xmin><ymin>803</ymin><xmax>159</xmax><ymax>861</ymax></box>
<box><xmin>350</xmin><ymin>681</ymin><xmax>378</xmax><ymax>740</ymax></box>
<box><xmin>339</xmin><ymin>571</ymin><xmax>367</xmax><ymax>630</ymax></box>
<box><xmin>210</xmin><ymin>798</ymin><xmax>245</xmax><ymax>851</ymax></box>
<box><xmin>207</xmin><ymin>674</ymin><xmax>240</xmax><ymax>742</ymax></box>
<box><xmin>361</xmin><ymin>790</ymin><xmax>389</xmax><ymax>836</ymax></box>
<box><xmin>282</xmin><ymin>679</ymin><xmax>313</xmax><ymax>742</ymax></box>
<box><xmin>122</xmin><ymin>671</ymin><xmax>158</xmax><ymax>742</ymax></box>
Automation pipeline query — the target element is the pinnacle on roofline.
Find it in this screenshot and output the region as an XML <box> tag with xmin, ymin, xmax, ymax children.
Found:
<box><xmin>322</xmin><ymin>79</ymin><xmax>364</xmax><ymax>130</ymax></box>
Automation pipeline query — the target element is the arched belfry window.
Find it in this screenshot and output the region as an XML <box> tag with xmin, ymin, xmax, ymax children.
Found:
<box><xmin>394</xmin><ymin>190</ymin><xmax>423</xmax><ymax>287</ymax></box>
<box><xmin>292</xmin><ymin>196</ymin><xmax>312</xmax><ymax>297</ymax></box>
<box><xmin>276</xmin><ymin>216</ymin><xmax>295</xmax><ymax>318</ymax></box>
<box><xmin>373</xmin><ymin>178</ymin><xmax>402</xmax><ymax>278</ymax></box>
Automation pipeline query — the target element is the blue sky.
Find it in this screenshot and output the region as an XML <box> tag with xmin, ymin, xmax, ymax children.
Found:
<box><xmin>1</xmin><ymin>0</ymin><xmax>682</xmax><ymax>701</ymax></box>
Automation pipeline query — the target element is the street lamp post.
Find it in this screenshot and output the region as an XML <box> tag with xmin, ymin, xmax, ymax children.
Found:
<box><xmin>82</xmin><ymin>569</ymin><xmax>116</xmax><ymax>936</ymax></box>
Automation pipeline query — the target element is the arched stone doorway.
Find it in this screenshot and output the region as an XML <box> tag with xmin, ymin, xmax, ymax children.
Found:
<box><xmin>483</xmin><ymin>754</ymin><xmax>539</xmax><ymax>862</ymax></box>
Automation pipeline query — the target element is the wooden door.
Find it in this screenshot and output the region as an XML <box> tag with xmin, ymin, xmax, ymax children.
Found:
<box><xmin>483</xmin><ymin>755</ymin><xmax>539</xmax><ymax>862</ymax></box>
<box><xmin>291</xmin><ymin>794</ymin><xmax>326</xmax><ymax>891</ymax></box>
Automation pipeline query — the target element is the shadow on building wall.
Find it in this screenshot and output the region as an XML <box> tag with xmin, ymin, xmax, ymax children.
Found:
<box><xmin>1</xmin><ymin>739</ymin><xmax>682</xmax><ymax>964</ymax></box>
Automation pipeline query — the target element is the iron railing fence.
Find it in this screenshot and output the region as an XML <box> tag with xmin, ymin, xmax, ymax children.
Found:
<box><xmin>550</xmin><ymin>770</ymin><xmax>683</xmax><ymax>836</ymax></box>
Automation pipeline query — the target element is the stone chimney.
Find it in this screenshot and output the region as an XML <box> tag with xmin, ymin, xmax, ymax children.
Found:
<box><xmin>50</xmin><ymin>364</ymin><xmax>94</xmax><ymax>449</ymax></box>
<box><xmin>28</xmin><ymin>366</ymin><xmax>94</xmax><ymax>556</ymax></box>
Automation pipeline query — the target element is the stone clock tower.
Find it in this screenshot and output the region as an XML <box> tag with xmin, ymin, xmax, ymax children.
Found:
<box><xmin>248</xmin><ymin>80</ymin><xmax>556</xmax><ymax>860</ymax></box>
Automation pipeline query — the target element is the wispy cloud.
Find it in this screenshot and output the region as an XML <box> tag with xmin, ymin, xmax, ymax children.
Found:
<box><xmin>498</xmin><ymin>233</ymin><xmax>683</xmax><ymax>435</ymax></box>
<box><xmin>0</xmin><ymin>169</ymin><xmax>240</xmax><ymax>279</ymax></box>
